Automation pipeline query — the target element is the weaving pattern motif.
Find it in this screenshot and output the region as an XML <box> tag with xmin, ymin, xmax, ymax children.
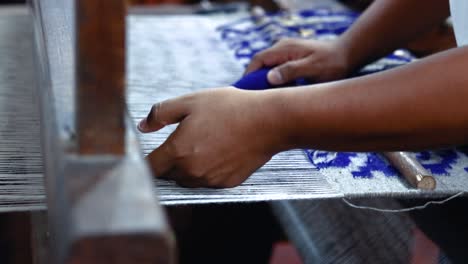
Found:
<box><xmin>219</xmin><ymin>7</ymin><xmax>468</xmax><ymax>179</ymax></box>
<box><xmin>306</xmin><ymin>149</ymin><xmax>468</xmax><ymax>178</ymax></box>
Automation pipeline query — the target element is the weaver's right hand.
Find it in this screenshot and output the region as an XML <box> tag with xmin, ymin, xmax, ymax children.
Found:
<box><xmin>245</xmin><ymin>38</ymin><xmax>352</xmax><ymax>85</ymax></box>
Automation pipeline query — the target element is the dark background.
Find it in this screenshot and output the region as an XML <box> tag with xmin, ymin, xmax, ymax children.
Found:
<box><xmin>0</xmin><ymin>0</ymin><xmax>25</xmax><ymax>4</ymax></box>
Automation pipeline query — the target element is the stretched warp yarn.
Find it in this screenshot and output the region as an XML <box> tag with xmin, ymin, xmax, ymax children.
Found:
<box><xmin>1</xmin><ymin>6</ymin><xmax>467</xmax><ymax>212</ymax></box>
<box><xmin>128</xmin><ymin>14</ymin><xmax>340</xmax><ymax>204</ymax></box>
<box><xmin>0</xmin><ymin>9</ymin><xmax>338</xmax><ymax>212</ymax></box>
<box><xmin>0</xmin><ymin>9</ymin><xmax>44</xmax><ymax>211</ymax></box>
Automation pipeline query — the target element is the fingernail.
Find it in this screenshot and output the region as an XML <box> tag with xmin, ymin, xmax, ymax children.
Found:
<box><xmin>267</xmin><ymin>69</ymin><xmax>284</xmax><ymax>85</ymax></box>
<box><xmin>138</xmin><ymin>117</ymin><xmax>148</xmax><ymax>132</ymax></box>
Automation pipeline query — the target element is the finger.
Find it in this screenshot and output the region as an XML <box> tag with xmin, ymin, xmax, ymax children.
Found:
<box><xmin>167</xmin><ymin>169</ymin><xmax>205</xmax><ymax>188</ymax></box>
<box><xmin>146</xmin><ymin>140</ymin><xmax>176</xmax><ymax>177</ymax></box>
<box><xmin>244</xmin><ymin>50</ymin><xmax>269</xmax><ymax>75</ymax></box>
<box><xmin>244</xmin><ymin>44</ymin><xmax>289</xmax><ymax>75</ymax></box>
<box><xmin>267</xmin><ymin>58</ymin><xmax>312</xmax><ymax>85</ymax></box>
<box><xmin>161</xmin><ymin>167</ymin><xmax>207</xmax><ymax>188</ymax></box>
<box><xmin>177</xmin><ymin>180</ymin><xmax>204</xmax><ymax>188</ymax></box>
<box><xmin>138</xmin><ymin>97</ymin><xmax>189</xmax><ymax>133</ymax></box>
<box><xmin>245</xmin><ymin>39</ymin><xmax>303</xmax><ymax>75</ymax></box>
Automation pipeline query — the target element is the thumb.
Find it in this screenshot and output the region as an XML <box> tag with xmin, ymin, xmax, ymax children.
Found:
<box><xmin>138</xmin><ymin>98</ymin><xmax>189</xmax><ymax>133</ymax></box>
<box><xmin>267</xmin><ymin>59</ymin><xmax>310</xmax><ymax>85</ymax></box>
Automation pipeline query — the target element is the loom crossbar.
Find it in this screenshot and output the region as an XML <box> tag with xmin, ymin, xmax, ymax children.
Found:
<box><xmin>29</xmin><ymin>0</ymin><xmax>174</xmax><ymax>263</ymax></box>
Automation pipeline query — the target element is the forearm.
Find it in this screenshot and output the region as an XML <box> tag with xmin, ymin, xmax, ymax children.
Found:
<box><xmin>338</xmin><ymin>0</ymin><xmax>450</xmax><ymax>71</ymax></box>
<box><xmin>267</xmin><ymin>46</ymin><xmax>468</xmax><ymax>152</ymax></box>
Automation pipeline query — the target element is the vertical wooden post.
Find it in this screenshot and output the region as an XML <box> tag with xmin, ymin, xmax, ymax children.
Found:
<box><xmin>77</xmin><ymin>0</ymin><xmax>126</xmax><ymax>154</ymax></box>
<box><xmin>32</xmin><ymin>0</ymin><xmax>175</xmax><ymax>262</ymax></box>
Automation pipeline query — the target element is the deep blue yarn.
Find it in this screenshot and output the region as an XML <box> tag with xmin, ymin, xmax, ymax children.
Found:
<box><xmin>232</xmin><ymin>68</ymin><xmax>272</xmax><ymax>90</ymax></box>
<box><xmin>224</xmin><ymin>8</ymin><xmax>467</xmax><ymax>177</ymax></box>
<box><xmin>232</xmin><ymin>67</ymin><xmax>308</xmax><ymax>90</ymax></box>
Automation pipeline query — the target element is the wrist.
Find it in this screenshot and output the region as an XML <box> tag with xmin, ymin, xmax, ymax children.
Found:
<box><xmin>258</xmin><ymin>84</ymin><xmax>342</xmax><ymax>152</ymax></box>
<box><xmin>256</xmin><ymin>89</ymin><xmax>301</xmax><ymax>153</ymax></box>
<box><xmin>333</xmin><ymin>36</ymin><xmax>363</xmax><ymax>74</ymax></box>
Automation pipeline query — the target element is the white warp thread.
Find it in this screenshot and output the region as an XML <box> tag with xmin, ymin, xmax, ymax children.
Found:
<box><xmin>3</xmin><ymin>10</ymin><xmax>467</xmax><ymax>211</ymax></box>
<box><xmin>342</xmin><ymin>191</ymin><xmax>465</xmax><ymax>213</ymax></box>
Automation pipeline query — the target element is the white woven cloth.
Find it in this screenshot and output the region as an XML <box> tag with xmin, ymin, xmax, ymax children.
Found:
<box><xmin>0</xmin><ymin>7</ymin><xmax>467</xmax><ymax>212</ymax></box>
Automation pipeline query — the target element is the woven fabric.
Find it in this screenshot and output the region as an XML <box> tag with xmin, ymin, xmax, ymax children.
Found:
<box><xmin>128</xmin><ymin>14</ymin><xmax>340</xmax><ymax>204</ymax></box>
<box><xmin>0</xmin><ymin>10</ymin><xmax>338</xmax><ymax>211</ymax></box>
<box><xmin>1</xmin><ymin>6</ymin><xmax>467</xmax><ymax>211</ymax></box>
<box><xmin>219</xmin><ymin>8</ymin><xmax>468</xmax><ymax>197</ymax></box>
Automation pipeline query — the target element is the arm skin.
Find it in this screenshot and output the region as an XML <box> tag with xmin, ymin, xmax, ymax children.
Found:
<box><xmin>245</xmin><ymin>0</ymin><xmax>451</xmax><ymax>86</ymax></box>
<box><xmin>138</xmin><ymin>46</ymin><xmax>468</xmax><ymax>188</ymax></box>
<box><xmin>337</xmin><ymin>0</ymin><xmax>451</xmax><ymax>70</ymax></box>
<box><xmin>269</xmin><ymin>46</ymin><xmax>468</xmax><ymax>152</ymax></box>
<box><xmin>137</xmin><ymin>1</ymin><xmax>463</xmax><ymax>188</ymax></box>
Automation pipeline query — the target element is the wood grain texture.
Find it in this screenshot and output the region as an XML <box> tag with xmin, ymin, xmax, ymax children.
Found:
<box><xmin>76</xmin><ymin>0</ymin><xmax>126</xmax><ymax>154</ymax></box>
<box><xmin>31</xmin><ymin>1</ymin><xmax>174</xmax><ymax>262</ymax></box>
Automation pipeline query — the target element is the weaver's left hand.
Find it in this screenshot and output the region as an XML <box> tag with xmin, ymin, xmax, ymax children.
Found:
<box><xmin>138</xmin><ymin>87</ymin><xmax>281</xmax><ymax>188</ymax></box>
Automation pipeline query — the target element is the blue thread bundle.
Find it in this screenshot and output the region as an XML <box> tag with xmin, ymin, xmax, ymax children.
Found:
<box><xmin>232</xmin><ymin>68</ymin><xmax>272</xmax><ymax>90</ymax></box>
<box><xmin>232</xmin><ymin>69</ymin><xmax>466</xmax><ymax>177</ymax></box>
<box><xmin>232</xmin><ymin>67</ymin><xmax>308</xmax><ymax>90</ymax></box>
<box><xmin>223</xmin><ymin>8</ymin><xmax>467</xmax><ymax>178</ymax></box>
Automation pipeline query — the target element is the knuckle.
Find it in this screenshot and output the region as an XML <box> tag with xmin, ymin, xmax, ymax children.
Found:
<box><xmin>251</xmin><ymin>52</ymin><xmax>263</xmax><ymax>63</ymax></box>
<box><xmin>181</xmin><ymin>92</ymin><xmax>196</xmax><ymax>102</ymax></box>
<box><xmin>277</xmin><ymin>38</ymin><xmax>290</xmax><ymax>45</ymax></box>
<box><xmin>150</xmin><ymin>103</ymin><xmax>159</xmax><ymax>116</ymax></box>
<box><xmin>278</xmin><ymin>38</ymin><xmax>295</xmax><ymax>48</ymax></box>
<box><xmin>166</xmin><ymin>140</ymin><xmax>184</xmax><ymax>159</ymax></box>
<box><xmin>148</xmin><ymin>103</ymin><xmax>161</xmax><ymax>122</ymax></box>
<box><xmin>281</xmin><ymin>64</ymin><xmax>294</xmax><ymax>77</ymax></box>
<box><xmin>179</xmin><ymin>93</ymin><xmax>197</xmax><ymax>110</ymax></box>
<box><xmin>182</xmin><ymin>162</ymin><xmax>204</xmax><ymax>179</ymax></box>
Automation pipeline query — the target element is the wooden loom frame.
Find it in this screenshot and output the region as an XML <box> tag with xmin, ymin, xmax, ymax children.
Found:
<box><xmin>30</xmin><ymin>0</ymin><xmax>175</xmax><ymax>263</ymax></box>
<box><xmin>25</xmin><ymin>0</ymin><xmax>438</xmax><ymax>262</ymax></box>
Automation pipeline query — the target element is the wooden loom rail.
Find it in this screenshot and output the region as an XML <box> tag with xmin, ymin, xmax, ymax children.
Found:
<box><xmin>30</xmin><ymin>0</ymin><xmax>175</xmax><ymax>263</ymax></box>
<box><xmin>76</xmin><ymin>0</ymin><xmax>126</xmax><ymax>155</ymax></box>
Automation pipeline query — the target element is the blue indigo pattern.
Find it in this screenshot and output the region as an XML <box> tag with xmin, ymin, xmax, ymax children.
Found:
<box><xmin>217</xmin><ymin>7</ymin><xmax>413</xmax><ymax>69</ymax></box>
<box><xmin>305</xmin><ymin>150</ymin><xmax>464</xmax><ymax>178</ymax></box>
<box><xmin>222</xmin><ymin>7</ymin><xmax>464</xmax><ymax>177</ymax></box>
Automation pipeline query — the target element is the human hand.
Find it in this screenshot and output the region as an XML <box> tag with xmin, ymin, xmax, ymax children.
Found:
<box><xmin>245</xmin><ymin>38</ymin><xmax>351</xmax><ymax>85</ymax></box>
<box><xmin>138</xmin><ymin>87</ymin><xmax>285</xmax><ymax>188</ymax></box>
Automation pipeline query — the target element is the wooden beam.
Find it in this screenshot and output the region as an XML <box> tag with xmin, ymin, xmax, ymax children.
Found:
<box><xmin>76</xmin><ymin>0</ymin><xmax>126</xmax><ymax>154</ymax></box>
